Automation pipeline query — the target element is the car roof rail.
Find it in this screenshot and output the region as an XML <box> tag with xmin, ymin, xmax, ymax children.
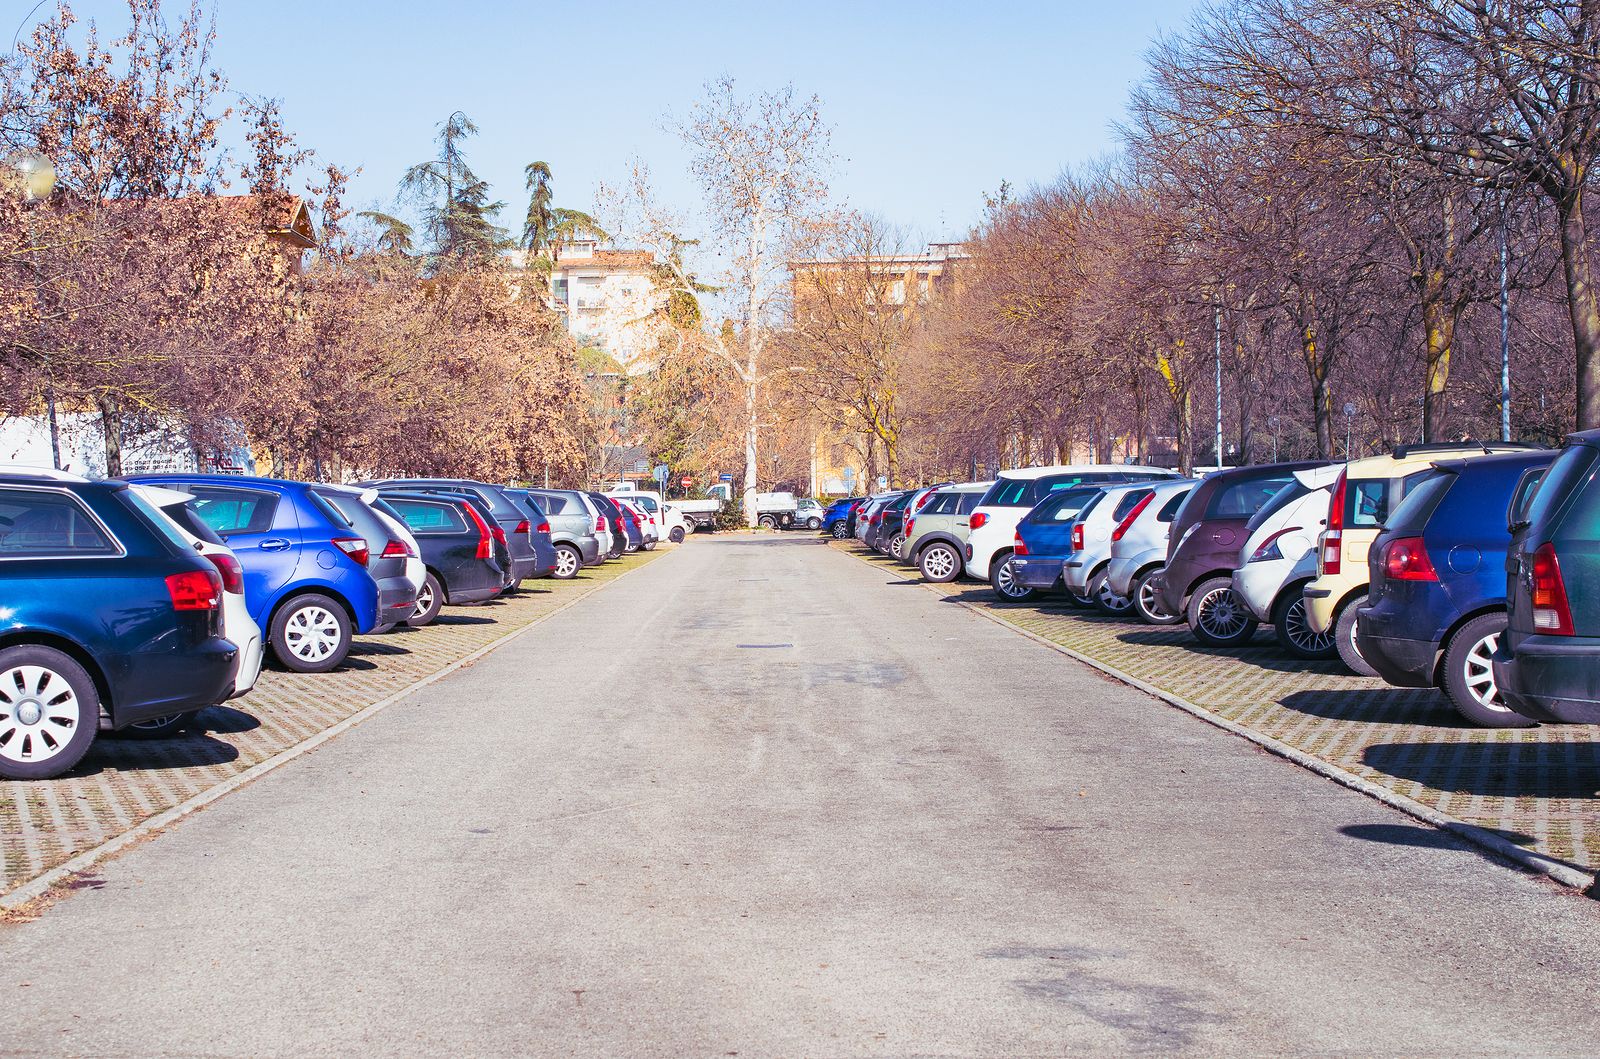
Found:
<box><xmin>1391</xmin><ymin>439</ymin><xmax>1542</xmax><ymax>459</ymax></box>
<box><xmin>0</xmin><ymin>464</ymin><xmax>92</xmax><ymax>482</ymax></box>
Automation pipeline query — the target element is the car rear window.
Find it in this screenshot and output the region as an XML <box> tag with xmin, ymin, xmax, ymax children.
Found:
<box><xmin>531</xmin><ymin>491</ymin><xmax>573</xmax><ymax>515</ymax></box>
<box><xmin>1206</xmin><ymin>475</ymin><xmax>1293</xmax><ymax>519</ymax></box>
<box><xmin>310</xmin><ymin>490</ymin><xmax>360</xmax><ymax>529</ymax></box>
<box><xmin>1030</xmin><ymin>489</ymin><xmax>1098</xmax><ymax>523</ymax></box>
<box><xmin>120</xmin><ymin>489</ymin><xmax>201</xmax><ymax>554</ymax></box>
<box><xmin>1157</xmin><ymin>488</ymin><xmax>1190</xmax><ymax>522</ymax></box>
<box><xmin>921</xmin><ymin>492</ymin><xmax>958</xmax><ymax>515</ymax></box>
<box><xmin>1383</xmin><ymin>471</ymin><xmax>1453</xmax><ymax>535</ymax></box>
<box><xmin>387</xmin><ymin>498</ymin><xmax>468</xmax><ymax>534</ymax></box>
<box><xmin>1345</xmin><ymin>470</ymin><xmax>1434</xmax><ymax>529</ymax></box>
<box><xmin>1113</xmin><ymin>489</ymin><xmax>1152</xmax><ymax>521</ymax></box>
<box><xmin>153</xmin><ymin>499</ymin><xmax>226</xmax><ymax>546</ymax></box>
<box><xmin>188</xmin><ymin>487</ymin><xmax>279</xmax><ymax>537</ymax></box>
<box><xmin>981</xmin><ymin>479</ymin><xmax>1033</xmax><ymax>507</ymax></box>
<box><xmin>1511</xmin><ymin>469</ymin><xmax>1547</xmax><ymax>527</ymax></box>
<box><xmin>1523</xmin><ymin>444</ymin><xmax>1597</xmax><ymax>532</ymax></box>
<box><xmin>0</xmin><ymin>488</ymin><xmax>119</xmax><ymax>557</ymax></box>
<box><xmin>958</xmin><ymin>492</ymin><xmax>983</xmax><ymax>514</ymax></box>
<box><xmin>1245</xmin><ymin>479</ymin><xmax>1311</xmax><ymax>533</ymax></box>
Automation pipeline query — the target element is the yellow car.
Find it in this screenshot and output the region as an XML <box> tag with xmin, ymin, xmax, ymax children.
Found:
<box><xmin>1303</xmin><ymin>441</ymin><xmax>1537</xmax><ymax>674</ymax></box>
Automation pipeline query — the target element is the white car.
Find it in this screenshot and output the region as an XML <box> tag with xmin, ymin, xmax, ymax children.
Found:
<box><xmin>129</xmin><ymin>484</ymin><xmax>265</xmax><ymax>714</ymax></box>
<box><xmin>966</xmin><ymin>464</ymin><xmax>1182</xmax><ymax>601</ymax></box>
<box><xmin>613</xmin><ymin>496</ymin><xmax>659</xmax><ymax>549</ymax></box>
<box><xmin>606</xmin><ymin>488</ymin><xmax>691</xmax><ymax>544</ymax></box>
<box><xmin>1231</xmin><ymin>464</ymin><xmax>1342</xmax><ymax>658</ymax></box>
<box><xmin>1106</xmin><ymin>479</ymin><xmax>1196</xmax><ymax>625</ymax></box>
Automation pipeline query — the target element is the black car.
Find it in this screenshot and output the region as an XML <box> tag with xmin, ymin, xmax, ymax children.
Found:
<box><xmin>363</xmin><ymin>478</ymin><xmax>552</xmax><ymax>584</ymax></box>
<box><xmin>589</xmin><ymin>492</ymin><xmax>639</xmax><ymax>554</ymax></box>
<box><xmin>373</xmin><ymin>492</ymin><xmax>511</xmax><ymax>626</ymax></box>
<box><xmin>863</xmin><ymin>491</ymin><xmax>912</xmax><ymax>554</ymax></box>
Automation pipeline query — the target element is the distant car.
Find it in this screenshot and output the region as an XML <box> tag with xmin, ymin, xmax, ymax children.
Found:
<box><xmin>864</xmin><ymin>491</ymin><xmax>913</xmax><ymax>557</ymax></box>
<box><xmin>822</xmin><ymin>496</ymin><xmax>865</xmax><ymax>539</ymax></box>
<box><xmin>1494</xmin><ymin>430</ymin><xmax>1600</xmax><ymax>723</ymax></box>
<box><xmin>613</xmin><ymin>496</ymin><xmax>657</xmax><ymax>549</ymax></box>
<box><xmin>372</xmin><ymin>492</ymin><xmax>511</xmax><ymax>626</ymax></box>
<box><xmin>363</xmin><ymin>478</ymin><xmax>549</xmax><ymax>585</ymax></box>
<box><xmin>507</xmin><ymin>488</ymin><xmax>600</xmax><ymax>579</ymax></box>
<box><xmin>902</xmin><ymin>483</ymin><xmax>990</xmax><ymax>583</ymax></box>
<box><xmin>0</xmin><ymin>470</ymin><xmax>239</xmax><ymax>779</ymax></box>
<box><xmin>128</xmin><ymin>473</ymin><xmax>389</xmax><ymax>673</ymax></box>
<box><xmin>1359</xmin><ymin>449</ymin><xmax>1555</xmax><ymax>726</ymax></box>
<box><xmin>1106</xmin><ymin>479</ymin><xmax>1195</xmax><ymax>625</ymax></box>
<box><xmin>606</xmin><ymin>488</ymin><xmax>690</xmax><ymax>543</ymax></box>
<box><xmin>1231</xmin><ymin>464</ymin><xmax>1344</xmax><ymax>658</ymax></box>
<box><xmin>588</xmin><ymin>493</ymin><xmax>633</xmax><ymax>556</ymax></box>
<box><xmin>794</xmin><ymin>497</ymin><xmax>826</xmax><ymax>530</ymax></box>
<box><xmin>1158</xmin><ymin>461</ymin><xmax>1327</xmax><ymax>647</ymax></box>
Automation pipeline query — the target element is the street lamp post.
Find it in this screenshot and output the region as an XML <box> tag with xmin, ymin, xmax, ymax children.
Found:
<box><xmin>1499</xmin><ymin>188</ymin><xmax>1512</xmax><ymax>442</ymax></box>
<box><xmin>1343</xmin><ymin>401</ymin><xmax>1357</xmax><ymax>460</ymax></box>
<box><xmin>1213</xmin><ymin>301</ymin><xmax>1223</xmax><ymax>467</ymax></box>
<box><xmin>6</xmin><ymin>150</ymin><xmax>59</xmax><ymax>469</ymax></box>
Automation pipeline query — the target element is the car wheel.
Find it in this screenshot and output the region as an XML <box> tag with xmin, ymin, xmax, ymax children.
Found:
<box><xmin>758</xmin><ymin>515</ymin><xmax>776</xmax><ymax>529</ymax></box>
<box><xmin>1333</xmin><ymin>598</ymin><xmax>1379</xmax><ymax>677</ymax></box>
<box><xmin>669</xmin><ymin>526</ymin><xmax>686</xmax><ymax>544</ymax></box>
<box><xmin>989</xmin><ymin>553</ymin><xmax>1039</xmax><ymax>603</ymax></box>
<box><xmin>919</xmin><ymin>542</ymin><xmax>962</xmax><ymax>583</ymax></box>
<box><xmin>120</xmin><ymin>710</ymin><xmax>199</xmax><ymax>740</ymax></box>
<box><xmin>408</xmin><ymin>573</ymin><xmax>443</xmax><ymax>627</ymax></box>
<box><xmin>552</xmin><ymin>545</ymin><xmax>581</xmax><ymax>580</ymax></box>
<box><xmin>1442</xmin><ymin>612</ymin><xmax>1536</xmax><ymax>727</ymax></box>
<box><xmin>1188</xmin><ymin>576</ymin><xmax>1259</xmax><ymax>647</ymax></box>
<box><xmin>888</xmin><ymin>533</ymin><xmax>906</xmax><ymax>561</ymax></box>
<box><xmin>807</xmin><ymin>517</ymin><xmax>822</xmax><ymax>530</ymax></box>
<box><xmin>643</xmin><ymin>540</ymin><xmax>657</xmax><ymax>551</ymax></box>
<box><xmin>0</xmin><ymin>645</ymin><xmax>99</xmax><ymax>780</ymax></box>
<box><xmin>271</xmin><ymin>593</ymin><xmax>352</xmax><ymax>673</ymax></box>
<box><xmin>830</xmin><ymin>522</ymin><xmax>849</xmax><ymax>539</ymax></box>
<box><xmin>1089</xmin><ymin>568</ymin><xmax>1134</xmax><ymax>617</ymax></box>
<box><xmin>1273</xmin><ymin>590</ymin><xmax>1336</xmax><ymax>660</ymax></box>
<box><xmin>1132</xmin><ymin>568</ymin><xmax>1182</xmax><ymax>626</ymax></box>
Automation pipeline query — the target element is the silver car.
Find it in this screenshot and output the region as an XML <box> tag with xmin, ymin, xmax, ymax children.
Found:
<box><xmin>1062</xmin><ymin>482</ymin><xmax>1165</xmax><ymax>615</ymax></box>
<box><xmin>1106</xmin><ymin>479</ymin><xmax>1195</xmax><ymax>625</ymax></box>
<box><xmin>515</xmin><ymin>488</ymin><xmax>604</xmax><ymax>579</ymax></box>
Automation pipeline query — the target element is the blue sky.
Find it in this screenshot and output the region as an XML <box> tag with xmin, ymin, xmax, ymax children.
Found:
<box><xmin>24</xmin><ymin>0</ymin><xmax>1204</xmax><ymax>243</ymax></box>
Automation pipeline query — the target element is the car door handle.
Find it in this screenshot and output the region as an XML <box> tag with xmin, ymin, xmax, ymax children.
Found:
<box><xmin>259</xmin><ymin>538</ymin><xmax>291</xmax><ymax>552</ymax></box>
<box><xmin>956</xmin><ymin>520</ymin><xmax>968</xmax><ymax>527</ymax></box>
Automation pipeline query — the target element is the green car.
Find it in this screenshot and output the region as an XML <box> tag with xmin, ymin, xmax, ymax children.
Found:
<box><xmin>901</xmin><ymin>481</ymin><xmax>992</xmax><ymax>583</ymax></box>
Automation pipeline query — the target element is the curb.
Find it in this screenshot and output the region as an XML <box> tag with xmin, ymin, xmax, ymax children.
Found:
<box><xmin>836</xmin><ymin>542</ymin><xmax>1598</xmax><ymax>896</ymax></box>
<box><xmin>1</xmin><ymin>555</ymin><xmax>662</xmax><ymax>911</ymax></box>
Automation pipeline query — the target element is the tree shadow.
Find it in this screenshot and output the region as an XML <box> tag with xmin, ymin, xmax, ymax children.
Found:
<box><xmin>1341</xmin><ymin>821</ymin><xmax>1540</xmax><ymax>850</ymax></box>
<box><xmin>1277</xmin><ymin>688</ymin><xmax>1457</xmax><ymax>726</ymax></box>
<box><xmin>1362</xmin><ymin>741</ymin><xmax>1600</xmax><ymax>799</ymax></box>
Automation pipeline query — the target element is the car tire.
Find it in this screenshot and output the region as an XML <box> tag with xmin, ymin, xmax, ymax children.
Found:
<box><xmin>830</xmin><ymin>522</ymin><xmax>849</xmax><ymax>539</ymax></box>
<box><xmin>758</xmin><ymin>515</ymin><xmax>776</xmax><ymax>529</ymax></box>
<box><xmin>888</xmin><ymin>533</ymin><xmax>906</xmax><ymax>561</ymax></box>
<box><xmin>669</xmin><ymin>527</ymin><xmax>686</xmax><ymax>544</ymax></box>
<box><xmin>1273</xmin><ymin>588</ymin><xmax>1336</xmax><ymax>660</ymax></box>
<box><xmin>807</xmin><ymin>517</ymin><xmax>822</xmax><ymax>530</ymax></box>
<box><xmin>271</xmin><ymin>593</ymin><xmax>352</xmax><ymax>674</ymax></box>
<box><xmin>1089</xmin><ymin>568</ymin><xmax>1134</xmax><ymax>617</ymax></box>
<box><xmin>989</xmin><ymin>552</ymin><xmax>1039</xmax><ymax>603</ymax></box>
<box><xmin>0</xmin><ymin>644</ymin><xmax>100</xmax><ymax>780</ymax></box>
<box><xmin>1333</xmin><ymin>598</ymin><xmax>1379</xmax><ymax>677</ymax></box>
<box><xmin>1188</xmin><ymin>576</ymin><xmax>1259</xmax><ymax>647</ymax></box>
<box><xmin>919</xmin><ymin>542</ymin><xmax>962</xmax><ymax>583</ymax></box>
<box><xmin>1132</xmin><ymin>567</ymin><xmax>1182</xmax><ymax>626</ymax></box>
<box><xmin>407</xmin><ymin>573</ymin><xmax>444</xmax><ymax>627</ymax></box>
<box><xmin>1441</xmin><ymin>612</ymin><xmax>1536</xmax><ymax>728</ymax></box>
<box><xmin>120</xmin><ymin>710</ymin><xmax>199</xmax><ymax>740</ymax></box>
<box><xmin>552</xmin><ymin>545</ymin><xmax>581</xmax><ymax>580</ymax></box>
<box><xmin>644</xmin><ymin>541</ymin><xmax>657</xmax><ymax>551</ymax></box>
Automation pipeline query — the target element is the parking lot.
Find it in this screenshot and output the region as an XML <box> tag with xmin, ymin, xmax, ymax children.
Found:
<box><xmin>837</xmin><ymin>540</ymin><xmax>1600</xmax><ymax>880</ymax></box>
<box><xmin>1</xmin><ymin>549</ymin><xmax>663</xmax><ymax>905</ymax></box>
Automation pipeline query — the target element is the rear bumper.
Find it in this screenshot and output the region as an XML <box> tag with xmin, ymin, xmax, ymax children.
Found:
<box><xmin>1106</xmin><ymin>557</ymin><xmax>1140</xmax><ymax>598</ymax></box>
<box><xmin>115</xmin><ymin>637</ymin><xmax>239</xmax><ymax>727</ymax></box>
<box><xmin>1062</xmin><ymin>552</ymin><xmax>1096</xmax><ymax>594</ymax></box>
<box><xmin>377</xmin><ymin>576</ymin><xmax>420</xmax><ymax>617</ymax></box>
<box><xmin>509</xmin><ymin>557</ymin><xmax>537</xmax><ymax>583</ymax></box>
<box><xmin>1493</xmin><ymin>635</ymin><xmax>1600</xmax><ymax>723</ymax></box>
<box><xmin>577</xmin><ymin>537</ymin><xmax>601</xmax><ymax>565</ymax></box>
<box><xmin>1013</xmin><ymin>557</ymin><xmax>1064</xmax><ymax>590</ymax></box>
<box><xmin>1355</xmin><ymin>619</ymin><xmax>1437</xmax><ymax>689</ymax></box>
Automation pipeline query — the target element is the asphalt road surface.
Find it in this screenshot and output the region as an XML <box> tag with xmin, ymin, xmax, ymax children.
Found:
<box><xmin>6</xmin><ymin>534</ymin><xmax>1600</xmax><ymax>1057</ymax></box>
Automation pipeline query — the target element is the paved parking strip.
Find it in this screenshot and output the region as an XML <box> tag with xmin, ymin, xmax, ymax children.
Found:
<box><xmin>838</xmin><ymin>540</ymin><xmax>1600</xmax><ymax>878</ymax></box>
<box><xmin>5</xmin><ymin>534</ymin><xmax>1600</xmax><ymax>1055</ymax></box>
<box><xmin>1</xmin><ymin>549</ymin><xmax>663</xmax><ymax>903</ymax></box>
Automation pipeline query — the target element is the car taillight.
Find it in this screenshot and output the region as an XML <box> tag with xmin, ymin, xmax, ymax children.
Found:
<box><xmin>1319</xmin><ymin>470</ymin><xmax>1347</xmax><ymax>576</ymax></box>
<box><xmin>203</xmin><ymin>552</ymin><xmax>244</xmax><ymax>594</ymax></box>
<box><xmin>1071</xmin><ymin>523</ymin><xmax>1085</xmax><ymax>551</ymax></box>
<box><xmin>970</xmin><ymin>512</ymin><xmax>988</xmax><ymax>531</ymax></box>
<box><xmin>914</xmin><ymin>493</ymin><xmax>934</xmax><ymax>512</ymax></box>
<box><xmin>514</xmin><ymin>518</ymin><xmax>531</xmax><ymax>535</ymax></box>
<box><xmin>1531</xmin><ymin>542</ymin><xmax>1574</xmax><ymax>635</ymax></box>
<box><xmin>491</xmin><ymin>526</ymin><xmax>508</xmax><ymax>546</ymax></box>
<box><xmin>1382</xmin><ymin>536</ymin><xmax>1438</xmax><ymax>582</ymax></box>
<box><xmin>1112</xmin><ymin>493</ymin><xmax>1154</xmax><ymax>542</ymax></box>
<box><xmin>463</xmin><ymin>504</ymin><xmax>494</xmax><ymax>560</ymax></box>
<box><xmin>166</xmin><ymin>568</ymin><xmax>222</xmax><ymax>611</ymax></box>
<box><xmin>595</xmin><ymin>515</ymin><xmax>605</xmax><ymax>532</ymax></box>
<box><xmin>1013</xmin><ymin>532</ymin><xmax>1028</xmax><ymax>556</ymax></box>
<box><xmin>537</xmin><ymin>521</ymin><xmax>550</xmax><ymax>534</ymax></box>
<box><xmin>332</xmin><ymin>536</ymin><xmax>370</xmax><ymax>566</ymax></box>
<box><xmin>904</xmin><ymin>518</ymin><xmax>915</xmax><ymax>537</ymax></box>
<box><xmin>1249</xmin><ymin>526</ymin><xmax>1300</xmax><ymax>564</ymax></box>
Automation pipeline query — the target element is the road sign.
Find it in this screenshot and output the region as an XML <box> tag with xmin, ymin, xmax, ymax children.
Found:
<box><xmin>877</xmin><ymin>476</ymin><xmax>888</xmax><ymax>488</ymax></box>
<box><xmin>719</xmin><ymin>473</ymin><xmax>734</xmax><ymax>482</ymax></box>
<box><xmin>653</xmin><ymin>464</ymin><xmax>670</xmax><ymax>487</ymax></box>
<box><xmin>680</xmin><ymin>476</ymin><xmax>694</xmax><ymax>487</ymax></box>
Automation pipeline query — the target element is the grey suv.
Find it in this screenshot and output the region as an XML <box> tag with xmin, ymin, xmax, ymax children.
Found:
<box><xmin>506</xmin><ymin>488</ymin><xmax>601</xmax><ymax>579</ymax></box>
<box><xmin>903</xmin><ymin>482</ymin><xmax>990</xmax><ymax>583</ymax></box>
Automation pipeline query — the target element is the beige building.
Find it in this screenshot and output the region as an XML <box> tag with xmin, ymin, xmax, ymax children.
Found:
<box><xmin>547</xmin><ymin>240</ymin><xmax>663</xmax><ymax>374</ymax></box>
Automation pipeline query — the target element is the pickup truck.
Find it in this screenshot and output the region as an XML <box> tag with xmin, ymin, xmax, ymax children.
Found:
<box><xmin>672</xmin><ymin>497</ymin><xmax>724</xmax><ymax>532</ymax></box>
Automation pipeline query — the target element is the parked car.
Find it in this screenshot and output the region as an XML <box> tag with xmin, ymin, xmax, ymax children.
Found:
<box><xmin>581</xmin><ymin>493</ymin><xmax>616</xmax><ymax>561</ymax></box>
<box><xmin>1106</xmin><ymin>479</ymin><xmax>1195</xmax><ymax>625</ymax></box>
<box><xmin>371</xmin><ymin>492</ymin><xmax>511</xmax><ymax>626</ymax></box>
<box><xmin>967</xmin><ymin>465</ymin><xmax>1181</xmax><ymax>603</ymax></box>
<box><xmin>606</xmin><ymin>488</ymin><xmax>691</xmax><ymax>543</ymax></box>
<box><xmin>854</xmin><ymin>493</ymin><xmax>893</xmax><ymax>541</ymax></box>
<box><xmin>508</xmin><ymin>488</ymin><xmax>600</xmax><ymax>578</ymax></box>
<box><xmin>902</xmin><ymin>483</ymin><xmax>991</xmax><ymax>583</ymax></box>
<box><xmin>1303</xmin><ymin>442</ymin><xmax>1535</xmax><ymax>674</ymax></box>
<box><xmin>1060</xmin><ymin>483</ymin><xmax>1165</xmax><ymax>615</ymax></box>
<box><xmin>793</xmin><ymin>497</ymin><xmax>826</xmax><ymax>530</ymax></box>
<box><xmin>1158</xmin><ymin>461</ymin><xmax>1326</xmax><ymax>647</ymax></box>
<box><xmin>613</xmin><ymin>496</ymin><xmax>658</xmax><ymax>549</ymax></box>
<box><xmin>1355</xmin><ymin>449</ymin><xmax>1555</xmax><ymax>726</ymax></box>
<box><xmin>864</xmin><ymin>491</ymin><xmax>914</xmax><ymax>557</ymax></box>
<box><xmin>1010</xmin><ymin>485</ymin><xmax>1119</xmax><ymax>603</ymax></box>
<box><xmin>0</xmin><ymin>470</ymin><xmax>240</xmax><ymax>779</ymax></box>
<box><xmin>822</xmin><ymin>496</ymin><xmax>866</xmax><ymax>539</ymax></box>
<box><xmin>128</xmin><ymin>473</ymin><xmax>390</xmax><ymax>673</ymax></box>
<box><xmin>588</xmin><ymin>493</ymin><xmax>634</xmax><ymax>556</ymax></box>
<box><xmin>1231</xmin><ymin>464</ymin><xmax>1344</xmax><ymax>658</ymax></box>
<box><xmin>363</xmin><ymin>478</ymin><xmax>551</xmax><ymax>585</ymax></box>
<box><xmin>1493</xmin><ymin>430</ymin><xmax>1600</xmax><ymax>723</ymax></box>
<box><xmin>309</xmin><ymin>485</ymin><xmax>424</xmax><ymax>630</ymax></box>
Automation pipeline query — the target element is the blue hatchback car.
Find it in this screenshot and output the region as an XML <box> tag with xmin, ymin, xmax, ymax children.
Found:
<box><xmin>1010</xmin><ymin>485</ymin><xmax>1108</xmax><ymax>598</ymax></box>
<box><xmin>822</xmin><ymin>497</ymin><xmax>865</xmax><ymax>539</ymax></box>
<box><xmin>0</xmin><ymin>470</ymin><xmax>239</xmax><ymax>779</ymax></box>
<box><xmin>1357</xmin><ymin>449</ymin><xmax>1555</xmax><ymax>727</ymax></box>
<box><xmin>126</xmin><ymin>474</ymin><xmax>384</xmax><ymax>674</ymax></box>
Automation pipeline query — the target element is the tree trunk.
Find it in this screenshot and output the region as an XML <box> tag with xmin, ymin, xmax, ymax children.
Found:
<box><xmin>742</xmin><ymin>373</ymin><xmax>758</xmax><ymax>527</ymax></box>
<box><xmin>1420</xmin><ymin>273</ymin><xmax>1455</xmax><ymax>443</ymax></box>
<box><xmin>96</xmin><ymin>394</ymin><xmax>124</xmax><ymax>478</ymax></box>
<box><xmin>1557</xmin><ymin>187</ymin><xmax>1600</xmax><ymax>429</ymax></box>
<box><xmin>1301</xmin><ymin>324</ymin><xmax>1334</xmax><ymax>458</ymax></box>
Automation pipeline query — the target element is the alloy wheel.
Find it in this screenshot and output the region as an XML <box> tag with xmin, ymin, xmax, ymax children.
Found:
<box><xmin>889</xmin><ymin>534</ymin><xmax>905</xmax><ymax>560</ymax></box>
<box><xmin>831</xmin><ymin>522</ymin><xmax>849</xmax><ymax>539</ymax></box>
<box><xmin>413</xmin><ymin>579</ymin><xmax>435</xmax><ymax>619</ymax></box>
<box><xmin>555</xmin><ymin>548</ymin><xmax>579</xmax><ymax>578</ymax></box>
<box><xmin>1282</xmin><ymin>598</ymin><xmax>1333</xmax><ymax>654</ymax></box>
<box><xmin>1463</xmin><ymin>631</ymin><xmax>1506</xmax><ymax>711</ymax></box>
<box><xmin>1138</xmin><ymin>578</ymin><xmax>1170</xmax><ymax>620</ymax></box>
<box><xmin>285</xmin><ymin>605</ymin><xmax>342</xmax><ymax>663</ymax></box>
<box><xmin>921</xmin><ymin>546</ymin><xmax>957</xmax><ymax>581</ymax></box>
<box><xmin>1196</xmin><ymin>587</ymin><xmax>1249</xmax><ymax>640</ymax></box>
<box><xmin>995</xmin><ymin>558</ymin><xmax>1030</xmax><ymax>600</ymax></box>
<box><xmin>1095</xmin><ymin>579</ymin><xmax>1133</xmax><ymax>614</ymax></box>
<box><xmin>0</xmin><ymin>664</ymin><xmax>82</xmax><ymax>765</ymax></box>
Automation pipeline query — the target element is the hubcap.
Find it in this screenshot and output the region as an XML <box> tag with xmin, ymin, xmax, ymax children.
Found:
<box><xmin>0</xmin><ymin>665</ymin><xmax>81</xmax><ymax>763</ymax></box>
<box><xmin>414</xmin><ymin>581</ymin><xmax>435</xmax><ymax>617</ymax></box>
<box><xmin>1283</xmin><ymin>599</ymin><xmax>1333</xmax><ymax>652</ymax></box>
<box><xmin>923</xmin><ymin>547</ymin><xmax>956</xmax><ymax>579</ymax></box>
<box><xmin>1096</xmin><ymin>578</ymin><xmax>1131</xmax><ymax>613</ymax></box>
<box><xmin>285</xmin><ymin>605</ymin><xmax>342</xmax><ymax>662</ymax></box>
<box><xmin>891</xmin><ymin>536</ymin><xmax>904</xmax><ymax>559</ymax></box>
<box><xmin>1198</xmin><ymin>588</ymin><xmax>1248</xmax><ymax>639</ymax></box>
<box><xmin>997</xmin><ymin>559</ymin><xmax>1026</xmax><ymax>599</ymax></box>
<box><xmin>557</xmin><ymin>549</ymin><xmax>578</xmax><ymax>576</ymax></box>
<box><xmin>1464</xmin><ymin>632</ymin><xmax>1508</xmax><ymax>711</ymax></box>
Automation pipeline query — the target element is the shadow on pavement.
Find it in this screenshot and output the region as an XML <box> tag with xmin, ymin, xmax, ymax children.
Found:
<box><xmin>191</xmin><ymin>705</ymin><xmax>261</xmax><ymax>734</ymax></box>
<box><xmin>69</xmin><ymin>733</ymin><xmax>242</xmax><ymax>778</ymax></box>
<box><xmin>1362</xmin><ymin>742</ymin><xmax>1600</xmax><ymax>799</ymax></box>
<box><xmin>1279</xmin><ymin>689</ymin><xmax>1457</xmax><ymax>727</ymax></box>
<box><xmin>434</xmin><ymin>613</ymin><xmax>497</xmax><ymax>626</ymax></box>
